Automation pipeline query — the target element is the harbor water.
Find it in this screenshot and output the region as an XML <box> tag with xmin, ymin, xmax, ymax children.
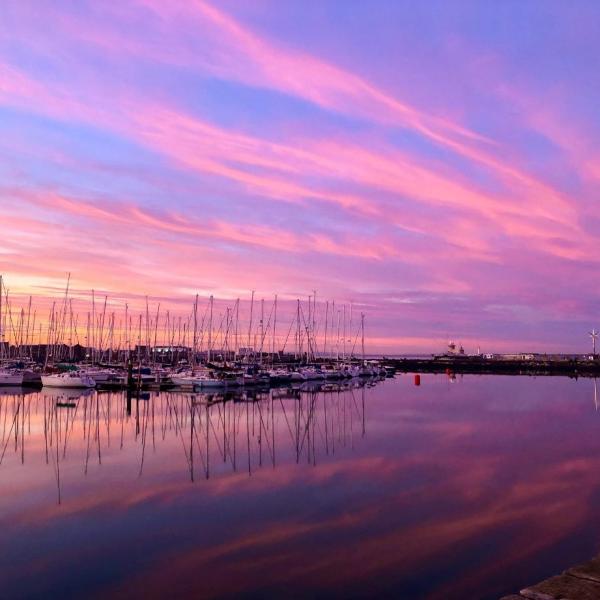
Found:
<box><xmin>1</xmin><ymin>374</ymin><xmax>600</xmax><ymax>599</ymax></box>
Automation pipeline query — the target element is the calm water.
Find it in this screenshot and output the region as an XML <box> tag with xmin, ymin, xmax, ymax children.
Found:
<box><xmin>1</xmin><ymin>375</ymin><xmax>600</xmax><ymax>599</ymax></box>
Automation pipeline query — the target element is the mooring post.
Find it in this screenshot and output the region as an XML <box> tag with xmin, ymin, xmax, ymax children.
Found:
<box><xmin>126</xmin><ymin>357</ymin><xmax>133</xmax><ymax>389</ymax></box>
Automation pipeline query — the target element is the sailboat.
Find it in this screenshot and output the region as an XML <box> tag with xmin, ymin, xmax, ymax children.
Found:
<box><xmin>171</xmin><ymin>366</ymin><xmax>243</xmax><ymax>389</ymax></box>
<box><xmin>78</xmin><ymin>366</ymin><xmax>121</xmax><ymax>383</ymax></box>
<box><xmin>0</xmin><ymin>369</ymin><xmax>24</xmax><ymax>386</ymax></box>
<box><xmin>41</xmin><ymin>372</ymin><xmax>96</xmax><ymax>388</ymax></box>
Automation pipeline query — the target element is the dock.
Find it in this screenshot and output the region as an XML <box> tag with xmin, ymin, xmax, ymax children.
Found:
<box><xmin>501</xmin><ymin>554</ymin><xmax>600</xmax><ymax>599</ymax></box>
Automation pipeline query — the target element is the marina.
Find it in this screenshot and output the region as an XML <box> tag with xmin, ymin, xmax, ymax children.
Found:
<box><xmin>0</xmin><ymin>276</ymin><xmax>392</xmax><ymax>394</ymax></box>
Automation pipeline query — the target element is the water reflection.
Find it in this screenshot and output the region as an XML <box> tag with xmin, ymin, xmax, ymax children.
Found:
<box><xmin>0</xmin><ymin>381</ymin><xmax>371</xmax><ymax>504</ymax></box>
<box><xmin>4</xmin><ymin>375</ymin><xmax>600</xmax><ymax>600</ymax></box>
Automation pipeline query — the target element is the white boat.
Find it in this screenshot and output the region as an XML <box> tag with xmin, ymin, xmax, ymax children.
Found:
<box><xmin>243</xmin><ymin>372</ymin><xmax>267</xmax><ymax>386</ymax></box>
<box><xmin>360</xmin><ymin>361</ymin><xmax>385</xmax><ymax>377</ymax></box>
<box><xmin>172</xmin><ymin>370</ymin><xmax>203</xmax><ymax>387</ymax></box>
<box><xmin>289</xmin><ymin>370</ymin><xmax>307</xmax><ymax>382</ymax></box>
<box><xmin>170</xmin><ymin>373</ymin><xmax>196</xmax><ymax>386</ymax></box>
<box><xmin>344</xmin><ymin>364</ymin><xmax>364</xmax><ymax>377</ymax></box>
<box><xmin>0</xmin><ymin>370</ymin><xmax>24</xmax><ymax>386</ymax></box>
<box><xmin>320</xmin><ymin>364</ymin><xmax>344</xmax><ymax>379</ymax></box>
<box><xmin>300</xmin><ymin>367</ymin><xmax>325</xmax><ymax>381</ymax></box>
<box><xmin>42</xmin><ymin>372</ymin><xmax>96</xmax><ymax>388</ymax></box>
<box><xmin>171</xmin><ymin>371</ymin><xmax>242</xmax><ymax>389</ymax></box>
<box><xmin>267</xmin><ymin>368</ymin><xmax>292</xmax><ymax>383</ymax></box>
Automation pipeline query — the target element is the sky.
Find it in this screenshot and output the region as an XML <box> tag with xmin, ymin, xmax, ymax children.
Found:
<box><xmin>1</xmin><ymin>0</ymin><xmax>600</xmax><ymax>353</ymax></box>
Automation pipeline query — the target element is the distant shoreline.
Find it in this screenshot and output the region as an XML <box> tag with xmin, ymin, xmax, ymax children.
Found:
<box><xmin>383</xmin><ymin>355</ymin><xmax>600</xmax><ymax>377</ymax></box>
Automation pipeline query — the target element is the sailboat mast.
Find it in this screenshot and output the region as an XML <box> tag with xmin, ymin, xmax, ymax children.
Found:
<box><xmin>99</xmin><ymin>295</ymin><xmax>108</xmax><ymax>363</ymax></box>
<box><xmin>272</xmin><ymin>294</ymin><xmax>277</xmax><ymax>363</ymax></box>
<box><xmin>124</xmin><ymin>303</ymin><xmax>129</xmax><ymax>363</ymax></box>
<box><xmin>343</xmin><ymin>304</ymin><xmax>347</xmax><ymax>360</ymax></box>
<box><xmin>44</xmin><ymin>302</ymin><xmax>56</xmax><ymax>369</ymax></box>
<box><xmin>336</xmin><ymin>308</ymin><xmax>341</xmax><ymax>362</ymax></box>
<box><xmin>91</xmin><ymin>289</ymin><xmax>96</xmax><ymax>364</ymax></box>
<box><xmin>297</xmin><ymin>299</ymin><xmax>301</xmax><ymax>361</ymax></box>
<box><xmin>331</xmin><ymin>300</ymin><xmax>335</xmax><ymax>360</ymax></box>
<box><xmin>16</xmin><ymin>308</ymin><xmax>23</xmax><ymax>358</ymax></box>
<box><xmin>208</xmin><ymin>295</ymin><xmax>213</xmax><ymax>364</ymax></box>
<box><xmin>68</xmin><ymin>299</ymin><xmax>73</xmax><ymax>359</ymax></box>
<box><xmin>307</xmin><ymin>294</ymin><xmax>311</xmax><ymax>360</ymax></box>
<box><xmin>361</xmin><ymin>313</ymin><xmax>365</xmax><ymax>363</ymax></box>
<box><xmin>349</xmin><ymin>301</ymin><xmax>353</xmax><ymax>357</ymax></box>
<box><xmin>313</xmin><ymin>290</ymin><xmax>317</xmax><ymax>360</ymax></box>
<box><xmin>24</xmin><ymin>296</ymin><xmax>32</xmax><ymax>359</ymax></box>
<box><xmin>145</xmin><ymin>296</ymin><xmax>150</xmax><ymax>363</ymax></box>
<box><xmin>86</xmin><ymin>311</ymin><xmax>90</xmax><ymax>363</ymax></box>
<box><xmin>235</xmin><ymin>299</ymin><xmax>239</xmax><ymax>360</ymax></box>
<box><xmin>324</xmin><ymin>300</ymin><xmax>329</xmax><ymax>360</ymax></box>
<box><xmin>109</xmin><ymin>312</ymin><xmax>114</xmax><ymax>363</ymax></box>
<box><xmin>224</xmin><ymin>306</ymin><xmax>230</xmax><ymax>362</ymax></box>
<box><xmin>260</xmin><ymin>298</ymin><xmax>264</xmax><ymax>364</ymax></box>
<box><xmin>30</xmin><ymin>310</ymin><xmax>37</xmax><ymax>360</ymax></box>
<box><xmin>247</xmin><ymin>290</ymin><xmax>254</xmax><ymax>360</ymax></box>
<box><xmin>153</xmin><ymin>303</ymin><xmax>160</xmax><ymax>366</ymax></box>
<box><xmin>192</xmin><ymin>294</ymin><xmax>198</xmax><ymax>365</ymax></box>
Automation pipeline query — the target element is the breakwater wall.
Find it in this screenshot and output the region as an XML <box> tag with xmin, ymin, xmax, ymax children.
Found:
<box><xmin>384</xmin><ymin>356</ymin><xmax>600</xmax><ymax>377</ymax></box>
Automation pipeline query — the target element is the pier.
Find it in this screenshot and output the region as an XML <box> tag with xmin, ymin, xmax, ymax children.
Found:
<box><xmin>501</xmin><ymin>554</ymin><xmax>600</xmax><ymax>599</ymax></box>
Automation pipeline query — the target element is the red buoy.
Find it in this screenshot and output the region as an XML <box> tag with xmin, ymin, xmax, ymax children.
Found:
<box><xmin>414</xmin><ymin>374</ymin><xmax>421</xmax><ymax>386</ymax></box>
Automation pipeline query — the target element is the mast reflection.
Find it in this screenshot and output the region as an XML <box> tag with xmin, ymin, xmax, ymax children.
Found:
<box><xmin>0</xmin><ymin>380</ymin><xmax>372</xmax><ymax>504</ymax></box>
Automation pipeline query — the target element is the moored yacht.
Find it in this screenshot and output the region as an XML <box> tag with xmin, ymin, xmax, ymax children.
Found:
<box><xmin>0</xmin><ymin>369</ymin><xmax>24</xmax><ymax>386</ymax></box>
<box><xmin>289</xmin><ymin>370</ymin><xmax>307</xmax><ymax>382</ymax></box>
<box><xmin>171</xmin><ymin>368</ymin><xmax>243</xmax><ymax>389</ymax></box>
<box><xmin>320</xmin><ymin>364</ymin><xmax>345</xmax><ymax>379</ymax></box>
<box><xmin>78</xmin><ymin>367</ymin><xmax>120</xmax><ymax>383</ymax></box>
<box><xmin>41</xmin><ymin>372</ymin><xmax>96</xmax><ymax>388</ymax></box>
<box><xmin>267</xmin><ymin>368</ymin><xmax>292</xmax><ymax>384</ymax></box>
<box><xmin>299</xmin><ymin>366</ymin><xmax>325</xmax><ymax>381</ymax></box>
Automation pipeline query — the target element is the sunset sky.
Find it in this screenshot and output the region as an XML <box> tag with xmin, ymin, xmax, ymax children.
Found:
<box><xmin>2</xmin><ymin>1</ymin><xmax>600</xmax><ymax>353</ymax></box>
